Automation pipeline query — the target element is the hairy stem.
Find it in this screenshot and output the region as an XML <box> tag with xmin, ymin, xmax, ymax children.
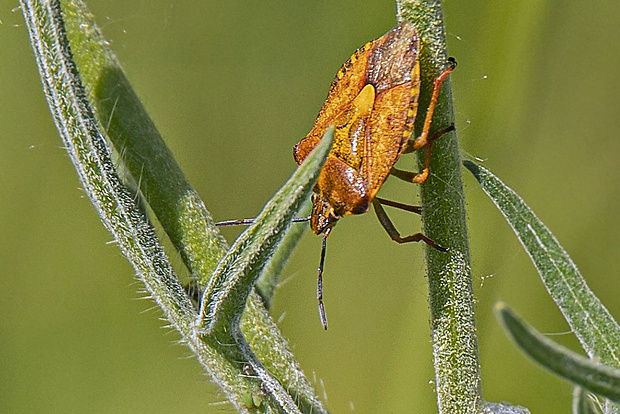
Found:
<box><xmin>397</xmin><ymin>1</ymin><xmax>482</xmax><ymax>412</ymax></box>
<box><xmin>22</xmin><ymin>0</ymin><xmax>327</xmax><ymax>412</ymax></box>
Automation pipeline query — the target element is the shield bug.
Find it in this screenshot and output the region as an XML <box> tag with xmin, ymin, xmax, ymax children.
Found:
<box><xmin>292</xmin><ymin>21</ymin><xmax>456</xmax><ymax>329</ymax></box>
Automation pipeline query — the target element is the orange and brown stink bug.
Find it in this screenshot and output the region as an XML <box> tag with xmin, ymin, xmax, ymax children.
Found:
<box><xmin>292</xmin><ymin>21</ymin><xmax>456</xmax><ymax>329</ymax></box>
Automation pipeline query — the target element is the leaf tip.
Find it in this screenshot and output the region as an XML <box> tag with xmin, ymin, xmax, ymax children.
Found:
<box><xmin>493</xmin><ymin>301</ymin><xmax>516</xmax><ymax>331</ymax></box>
<box><xmin>463</xmin><ymin>160</ymin><xmax>481</xmax><ymax>181</ymax></box>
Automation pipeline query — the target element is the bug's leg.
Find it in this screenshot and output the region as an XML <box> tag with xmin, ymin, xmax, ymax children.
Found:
<box><xmin>402</xmin><ymin>124</ymin><xmax>456</xmax><ymax>155</ymax></box>
<box><xmin>389</xmin><ymin>167</ymin><xmax>419</xmax><ymax>183</ymax></box>
<box><xmin>371</xmin><ymin>199</ymin><xmax>447</xmax><ymax>252</ymax></box>
<box><xmin>317</xmin><ymin>227</ymin><xmax>332</xmax><ymax>330</ymax></box>
<box><xmin>399</xmin><ymin>58</ymin><xmax>457</xmax><ymax>184</ymax></box>
<box><xmin>397</xmin><ymin>124</ymin><xmax>456</xmax><ymax>184</ymax></box>
<box><xmin>409</xmin><ymin>58</ymin><xmax>457</xmax><ymax>152</ymax></box>
<box><xmin>375</xmin><ymin>197</ymin><xmax>422</xmax><ymax>215</ymax></box>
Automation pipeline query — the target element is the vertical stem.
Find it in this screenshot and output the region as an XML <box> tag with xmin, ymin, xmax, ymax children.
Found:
<box><xmin>396</xmin><ymin>1</ymin><xmax>483</xmax><ymax>412</ymax></box>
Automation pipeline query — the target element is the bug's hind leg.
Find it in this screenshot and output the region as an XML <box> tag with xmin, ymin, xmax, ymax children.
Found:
<box><xmin>398</xmin><ymin>124</ymin><xmax>455</xmax><ymax>184</ymax></box>
<box><xmin>372</xmin><ymin>198</ymin><xmax>447</xmax><ymax>252</ymax></box>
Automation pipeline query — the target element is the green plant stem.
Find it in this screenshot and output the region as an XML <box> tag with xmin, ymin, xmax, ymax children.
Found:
<box><xmin>60</xmin><ymin>0</ymin><xmax>226</xmax><ymax>290</ymax></box>
<box><xmin>22</xmin><ymin>0</ymin><xmax>326</xmax><ymax>412</ymax></box>
<box><xmin>397</xmin><ymin>1</ymin><xmax>482</xmax><ymax>412</ymax></box>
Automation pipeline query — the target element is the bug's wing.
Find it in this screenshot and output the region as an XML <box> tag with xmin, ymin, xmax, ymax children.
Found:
<box><xmin>294</xmin><ymin>21</ymin><xmax>419</xmax><ymax>175</ymax></box>
<box><xmin>313</xmin><ymin>43</ymin><xmax>373</xmax><ymax>131</ymax></box>
<box><xmin>362</xmin><ymin>21</ymin><xmax>420</xmax><ymax>198</ymax></box>
<box><xmin>366</xmin><ymin>21</ymin><xmax>419</xmax><ymax>98</ymax></box>
<box><xmin>320</xmin><ymin>20</ymin><xmax>418</xmax><ymax>128</ymax></box>
<box><xmin>294</xmin><ymin>35</ymin><xmax>377</xmax><ymax>166</ymax></box>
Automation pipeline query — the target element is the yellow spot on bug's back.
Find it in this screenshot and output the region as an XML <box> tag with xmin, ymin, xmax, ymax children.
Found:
<box><xmin>352</xmin><ymin>84</ymin><xmax>375</xmax><ymax>117</ymax></box>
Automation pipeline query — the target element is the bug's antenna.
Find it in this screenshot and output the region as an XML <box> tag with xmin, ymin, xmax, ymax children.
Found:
<box><xmin>317</xmin><ymin>228</ymin><xmax>331</xmax><ymax>330</ymax></box>
<box><xmin>215</xmin><ymin>216</ymin><xmax>311</xmax><ymax>227</ymax></box>
<box><xmin>215</xmin><ymin>218</ymin><xmax>256</xmax><ymax>227</ymax></box>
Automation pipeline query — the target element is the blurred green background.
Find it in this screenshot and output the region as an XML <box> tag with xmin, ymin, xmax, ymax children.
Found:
<box><xmin>2</xmin><ymin>0</ymin><xmax>620</xmax><ymax>412</ymax></box>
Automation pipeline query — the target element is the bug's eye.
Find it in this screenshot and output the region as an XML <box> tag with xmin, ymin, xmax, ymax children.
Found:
<box><xmin>328</xmin><ymin>210</ymin><xmax>340</xmax><ymax>224</ymax></box>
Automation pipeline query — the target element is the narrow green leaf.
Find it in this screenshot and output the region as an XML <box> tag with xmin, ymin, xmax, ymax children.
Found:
<box><xmin>496</xmin><ymin>303</ymin><xmax>620</xmax><ymax>402</ymax></box>
<box><xmin>573</xmin><ymin>386</ymin><xmax>601</xmax><ymax>414</ymax></box>
<box><xmin>255</xmin><ymin>199</ymin><xmax>311</xmax><ymax>308</ymax></box>
<box><xmin>199</xmin><ymin>127</ymin><xmax>334</xmax><ymax>332</ymax></box>
<box><xmin>464</xmin><ymin>161</ymin><xmax>620</xmax><ymax>368</ymax></box>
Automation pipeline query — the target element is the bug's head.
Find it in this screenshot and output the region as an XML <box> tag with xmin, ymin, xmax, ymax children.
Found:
<box><xmin>310</xmin><ymin>193</ymin><xmax>340</xmax><ymax>235</ymax></box>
